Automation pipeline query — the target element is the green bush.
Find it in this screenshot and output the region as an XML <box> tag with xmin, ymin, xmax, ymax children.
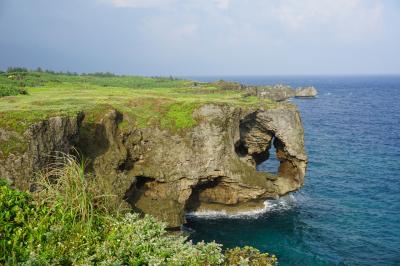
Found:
<box><xmin>0</xmin><ymin>84</ymin><xmax>27</xmax><ymax>97</ymax></box>
<box><xmin>224</xmin><ymin>246</ymin><xmax>277</xmax><ymax>266</ymax></box>
<box><xmin>0</xmin><ymin>179</ymin><xmax>54</xmax><ymax>264</ymax></box>
<box><xmin>0</xmin><ymin>155</ymin><xmax>277</xmax><ymax>265</ymax></box>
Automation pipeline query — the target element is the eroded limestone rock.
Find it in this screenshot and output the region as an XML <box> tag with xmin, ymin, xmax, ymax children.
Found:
<box><xmin>76</xmin><ymin>104</ymin><xmax>307</xmax><ymax>227</ymax></box>
<box><xmin>0</xmin><ymin>113</ymin><xmax>83</xmax><ymax>190</ymax></box>
<box><xmin>0</xmin><ymin>103</ymin><xmax>308</xmax><ymax>228</ymax></box>
<box><xmin>245</xmin><ymin>85</ymin><xmax>295</xmax><ymax>102</ymax></box>
<box><xmin>295</xmin><ymin>86</ymin><xmax>318</xmax><ymax>98</ymax></box>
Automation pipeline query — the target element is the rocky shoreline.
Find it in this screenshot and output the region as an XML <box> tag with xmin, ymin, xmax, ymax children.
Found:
<box><xmin>1</xmin><ymin>78</ymin><xmax>315</xmax><ymax>228</ymax></box>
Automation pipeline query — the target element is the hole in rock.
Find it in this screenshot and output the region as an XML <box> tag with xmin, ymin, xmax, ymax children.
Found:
<box><xmin>235</xmin><ymin>133</ymin><xmax>283</xmax><ymax>175</ymax></box>
<box><xmin>256</xmin><ymin>137</ymin><xmax>280</xmax><ymax>175</ymax></box>
<box><xmin>185</xmin><ymin>177</ymin><xmax>223</xmax><ymax>212</ymax></box>
<box><xmin>234</xmin><ymin>140</ymin><xmax>248</xmax><ymax>157</ymax></box>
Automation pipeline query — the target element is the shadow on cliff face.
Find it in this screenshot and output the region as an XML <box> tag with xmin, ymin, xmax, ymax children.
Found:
<box><xmin>76</xmin><ymin>123</ymin><xmax>111</xmax><ymax>171</ymax></box>
<box><xmin>185</xmin><ymin>177</ymin><xmax>223</xmax><ymax>212</ymax></box>
<box><xmin>235</xmin><ymin>139</ymin><xmax>271</xmax><ymax>166</ymax></box>
<box><xmin>124</xmin><ymin>175</ymin><xmax>155</xmax><ymax>213</ymax></box>
<box><xmin>124</xmin><ymin>176</ymin><xmax>186</xmax><ymax>228</ymax></box>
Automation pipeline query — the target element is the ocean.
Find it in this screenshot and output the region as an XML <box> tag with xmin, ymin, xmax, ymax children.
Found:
<box><xmin>184</xmin><ymin>76</ymin><xmax>400</xmax><ymax>266</ymax></box>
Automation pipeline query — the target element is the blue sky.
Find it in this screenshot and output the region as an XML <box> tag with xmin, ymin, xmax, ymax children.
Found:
<box><xmin>0</xmin><ymin>0</ymin><xmax>399</xmax><ymax>75</ymax></box>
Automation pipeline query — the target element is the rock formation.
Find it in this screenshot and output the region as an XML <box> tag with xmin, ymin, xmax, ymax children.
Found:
<box><xmin>0</xmin><ymin>103</ymin><xmax>307</xmax><ymax>228</ymax></box>
<box><xmin>295</xmin><ymin>86</ymin><xmax>318</xmax><ymax>98</ymax></box>
<box><xmin>0</xmin><ymin>114</ymin><xmax>83</xmax><ymax>189</ymax></box>
<box><xmin>212</xmin><ymin>81</ymin><xmax>318</xmax><ymax>101</ymax></box>
<box><xmin>244</xmin><ymin>85</ymin><xmax>296</xmax><ymax>102</ymax></box>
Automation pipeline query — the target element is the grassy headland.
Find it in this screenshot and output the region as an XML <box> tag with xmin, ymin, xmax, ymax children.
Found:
<box><xmin>0</xmin><ymin>68</ymin><xmax>278</xmax><ymax>158</ymax></box>
<box><xmin>0</xmin><ymin>68</ymin><xmax>279</xmax><ymax>265</ymax></box>
<box><xmin>0</xmin><ymin>68</ymin><xmax>276</xmax><ymax>133</ymax></box>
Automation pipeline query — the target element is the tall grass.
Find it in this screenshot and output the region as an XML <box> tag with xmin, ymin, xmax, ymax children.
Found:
<box><xmin>0</xmin><ymin>153</ymin><xmax>277</xmax><ymax>265</ymax></box>
<box><xmin>34</xmin><ymin>152</ymin><xmax>129</xmax><ymax>221</ymax></box>
<box><xmin>35</xmin><ymin>154</ymin><xmax>93</xmax><ymax>223</ymax></box>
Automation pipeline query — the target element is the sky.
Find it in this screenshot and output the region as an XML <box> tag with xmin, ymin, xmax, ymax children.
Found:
<box><xmin>0</xmin><ymin>0</ymin><xmax>399</xmax><ymax>76</ymax></box>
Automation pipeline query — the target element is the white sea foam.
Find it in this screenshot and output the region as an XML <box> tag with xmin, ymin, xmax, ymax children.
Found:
<box><xmin>186</xmin><ymin>193</ymin><xmax>306</xmax><ymax>219</ymax></box>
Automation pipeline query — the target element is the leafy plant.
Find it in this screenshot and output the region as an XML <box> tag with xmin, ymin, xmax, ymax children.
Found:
<box><xmin>224</xmin><ymin>246</ymin><xmax>278</xmax><ymax>266</ymax></box>
<box><xmin>0</xmin><ymin>84</ymin><xmax>27</xmax><ymax>97</ymax></box>
<box><xmin>1</xmin><ymin>154</ymin><xmax>277</xmax><ymax>265</ymax></box>
<box><xmin>0</xmin><ymin>179</ymin><xmax>54</xmax><ymax>264</ymax></box>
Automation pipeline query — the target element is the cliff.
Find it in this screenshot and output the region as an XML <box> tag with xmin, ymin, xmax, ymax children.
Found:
<box><xmin>212</xmin><ymin>80</ymin><xmax>317</xmax><ymax>101</ymax></box>
<box><xmin>0</xmin><ymin>71</ymin><xmax>308</xmax><ymax>228</ymax></box>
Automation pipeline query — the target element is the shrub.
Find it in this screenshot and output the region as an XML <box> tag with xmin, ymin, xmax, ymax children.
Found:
<box><xmin>213</xmin><ymin>80</ymin><xmax>244</xmax><ymax>90</ymax></box>
<box><xmin>0</xmin><ymin>84</ymin><xmax>27</xmax><ymax>97</ymax></box>
<box><xmin>6</xmin><ymin>67</ymin><xmax>28</xmax><ymax>73</ymax></box>
<box><xmin>224</xmin><ymin>246</ymin><xmax>277</xmax><ymax>266</ymax></box>
<box><xmin>0</xmin><ymin>179</ymin><xmax>54</xmax><ymax>264</ymax></box>
<box><xmin>0</xmin><ymin>154</ymin><xmax>277</xmax><ymax>265</ymax></box>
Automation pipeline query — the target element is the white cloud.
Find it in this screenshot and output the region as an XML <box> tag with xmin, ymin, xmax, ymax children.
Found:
<box><xmin>108</xmin><ymin>0</ymin><xmax>384</xmax><ymax>45</ymax></box>
<box><xmin>273</xmin><ymin>0</ymin><xmax>383</xmax><ymax>36</ymax></box>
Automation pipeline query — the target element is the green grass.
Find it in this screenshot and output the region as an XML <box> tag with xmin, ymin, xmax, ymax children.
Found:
<box><xmin>0</xmin><ymin>70</ymin><xmax>278</xmax><ymax>155</ymax></box>
<box><xmin>0</xmin><ymin>84</ymin><xmax>26</xmax><ymax>97</ymax></box>
<box><xmin>0</xmin><ymin>154</ymin><xmax>277</xmax><ymax>265</ymax></box>
<box><xmin>161</xmin><ymin>102</ymin><xmax>199</xmax><ymax>130</ymax></box>
<box><xmin>0</xmin><ymin>71</ymin><xmax>276</xmax><ymax>125</ymax></box>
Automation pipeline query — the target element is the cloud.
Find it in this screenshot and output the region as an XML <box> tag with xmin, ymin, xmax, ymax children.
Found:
<box><xmin>273</xmin><ymin>0</ymin><xmax>383</xmax><ymax>36</ymax></box>
<box><xmin>108</xmin><ymin>0</ymin><xmax>385</xmax><ymax>45</ymax></box>
<box><xmin>110</xmin><ymin>0</ymin><xmax>177</xmax><ymax>8</ymax></box>
<box><xmin>109</xmin><ymin>0</ymin><xmax>231</xmax><ymax>10</ymax></box>
<box><xmin>213</xmin><ymin>0</ymin><xmax>230</xmax><ymax>10</ymax></box>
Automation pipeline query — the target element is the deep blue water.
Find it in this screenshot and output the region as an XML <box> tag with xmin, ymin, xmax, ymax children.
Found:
<box><xmin>184</xmin><ymin>76</ymin><xmax>400</xmax><ymax>266</ymax></box>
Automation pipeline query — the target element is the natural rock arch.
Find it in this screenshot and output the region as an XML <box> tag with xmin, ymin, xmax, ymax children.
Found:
<box><xmin>1</xmin><ymin>104</ymin><xmax>307</xmax><ymax>228</ymax></box>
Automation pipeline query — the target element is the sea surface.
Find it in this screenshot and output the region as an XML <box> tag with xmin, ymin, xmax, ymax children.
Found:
<box><xmin>184</xmin><ymin>76</ymin><xmax>400</xmax><ymax>266</ymax></box>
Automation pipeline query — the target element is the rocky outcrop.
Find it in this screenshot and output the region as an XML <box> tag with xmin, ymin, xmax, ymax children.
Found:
<box><xmin>0</xmin><ymin>113</ymin><xmax>83</xmax><ymax>189</ymax></box>
<box><xmin>245</xmin><ymin>85</ymin><xmax>295</xmax><ymax>101</ymax></box>
<box><xmin>211</xmin><ymin>80</ymin><xmax>318</xmax><ymax>102</ymax></box>
<box><xmin>0</xmin><ymin>104</ymin><xmax>307</xmax><ymax>228</ymax></box>
<box><xmin>78</xmin><ymin>104</ymin><xmax>307</xmax><ymax>227</ymax></box>
<box><xmin>212</xmin><ymin>80</ymin><xmax>318</xmax><ymax>101</ymax></box>
<box><xmin>295</xmin><ymin>86</ymin><xmax>318</xmax><ymax>98</ymax></box>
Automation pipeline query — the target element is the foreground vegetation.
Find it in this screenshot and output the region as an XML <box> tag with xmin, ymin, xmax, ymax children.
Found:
<box><xmin>0</xmin><ymin>154</ymin><xmax>277</xmax><ymax>265</ymax></box>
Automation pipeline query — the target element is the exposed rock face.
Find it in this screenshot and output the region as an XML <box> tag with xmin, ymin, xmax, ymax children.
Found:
<box><xmin>0</xmin><ymin>113</ymin><xmax>83</xmax><ymax>190</ymax></box>
<box><xmin>0</xmin><ymin>104</ymin><xmax>307</xmax><ymax>228</ymax></box>
<box><xmin>237</xmin><ymin>106</ymin><xmax>307</xmax><ymax>194</ymax></box>
<box><xmin>79</xmin><ymin>104</ymin><xmax>307</xmax><ymax>227</ymax></box>
<box><xmin>213</xmin><ymin>81</ymin><xmax>319</xmax><ymax>101</ymax></box>
<box><xmin>295</xmin><ymin>86</ymin><xmax>318</xmax><ymax>98</ymax></box>
<box><xmin>244</xmin><ymin>85</ymin><xmax>295</xmax><ymax>102</ymax></box>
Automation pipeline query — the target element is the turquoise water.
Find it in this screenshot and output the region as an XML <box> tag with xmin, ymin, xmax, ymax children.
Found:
<box><xmin>185</xmin><ymin>76</ymin><xmax>400</xmax><ymax>265</ymax></box>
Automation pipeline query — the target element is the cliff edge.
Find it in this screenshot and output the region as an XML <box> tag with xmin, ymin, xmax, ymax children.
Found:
<box><xmin>0</xmin><ymin>72</ymin><xmax>308</xmax><ymax>227</ymax></box>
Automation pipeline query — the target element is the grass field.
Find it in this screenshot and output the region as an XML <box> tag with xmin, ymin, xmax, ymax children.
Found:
<box><xmin>0</xmin><ymin>70</ymin><xmax>276</xmax><ymax>134</ymax></box>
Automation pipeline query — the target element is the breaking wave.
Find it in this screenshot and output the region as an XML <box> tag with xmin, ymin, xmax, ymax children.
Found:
<box><xmin>185</xmin><ymin>192</ymin><xmax>307</xmax><ymax>219</ymax></box>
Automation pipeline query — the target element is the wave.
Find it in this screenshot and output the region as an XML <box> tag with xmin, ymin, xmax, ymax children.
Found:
<box><xmin>185</xmin><ymin>192</ymin><xmax>306</xmax><ymax>219</ymax></box>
